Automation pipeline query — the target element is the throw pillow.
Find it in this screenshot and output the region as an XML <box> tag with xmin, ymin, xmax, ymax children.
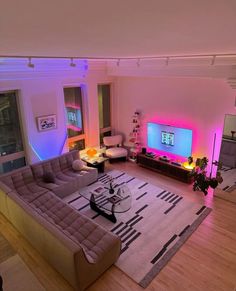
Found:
<box><xmin>72</xmin><ymin>159</ymin><xmax>84</xmax><ymax>171</ymax></box>
<box><xmin>42</xmin><ymin>172</ymin><xmax>55</xmax><ymax>183</ymax></box>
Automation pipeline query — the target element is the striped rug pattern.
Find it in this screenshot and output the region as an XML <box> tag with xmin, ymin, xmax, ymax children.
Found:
<box><xmin>63</xmin><ymin>170</ymin><xmax>212</xmax><ymax>288</ymax></box>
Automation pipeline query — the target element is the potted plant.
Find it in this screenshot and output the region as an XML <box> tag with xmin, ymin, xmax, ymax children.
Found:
<box><xmin>190</xmin><ymin>157</ymin><xmax>223</xmax><ymax>195</ymax></box>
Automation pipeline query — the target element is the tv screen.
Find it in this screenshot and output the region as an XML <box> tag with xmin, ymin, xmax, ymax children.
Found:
<box><xmin>147</xmin><ymin>122</ymin><xmax>192</xmax><ymax>157</ymax></box>
<box><xmin>161</xmin><ymin>131</ymin><xmax>174</xmax><ymax>146</ymax></box>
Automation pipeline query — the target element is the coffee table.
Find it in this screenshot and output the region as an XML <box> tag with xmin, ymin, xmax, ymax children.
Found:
<box><xmin>79</xmin><ymin>183</ymin><xmax>132</xmax><ymax>223</ymax></box>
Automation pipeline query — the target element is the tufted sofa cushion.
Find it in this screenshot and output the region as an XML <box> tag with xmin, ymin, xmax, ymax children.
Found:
<box><xmin>31</xmin><ymin>151</ymin><xmax>98</xmax><ymax>198</ymax></box>
<box><xmin>0</xmin><ymin>166</ymin><xmax>47</xmax><ymax>201</ymax></box>
<box><xmin>29</xmin><ymin>191</ymin><xmax>117</xmax><ymax>263</ymax></box>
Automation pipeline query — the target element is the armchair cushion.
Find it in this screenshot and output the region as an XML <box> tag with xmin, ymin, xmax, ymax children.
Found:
<box><xmin>106</xmin><ymin>147</ymin><xmax>128</xmax><ymax>159</ymax></box>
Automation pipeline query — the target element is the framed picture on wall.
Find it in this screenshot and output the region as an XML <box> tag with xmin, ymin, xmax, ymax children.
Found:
<box><xmin>37</xmin><ymin>114</ymin><xmax>57</xmax><ymax>131</ymax></box>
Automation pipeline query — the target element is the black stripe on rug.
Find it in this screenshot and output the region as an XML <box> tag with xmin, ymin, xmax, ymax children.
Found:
<box><xmin>138</xmin><ymin>182</ymin><xmax>148</xmax><ymax>189</ymax></box>
<box><xmin>179</xmin><ymin>225</ymin><xmax>190</xmax><ymax>237</ymax></box>
<box><xmin>196</xmin><ymin>206</ymin><xmax>206</xmax><ymax>215</ymax></box>
<box><xmin>164</xmin><ymin>204</ymin><xmax>176</xmax><ymax>214</ymax></box>
<box><xmin>126</xmin><ymin>232</ymin><xmax>141</xmax><ymax>246</ymax></box>
<box><xmin>68</xmin><ymin>195</ymin><xmax>82</xmax><ymax>204</ymax></box>
<box><xmin>77</xmin><ymin>203</ymin><xmax>90</xmax><ymax>211</ymax></box>
<box><xmin>115</xmin><ymin>172</ymin><xmax>126</xmax><ymax>179</ymax></box>
<box><xmin>126</xmin><ymin>214</ymin><xmax>139</xmax><ymax>225</ymax></box>
<box><xmin>129</xmin><ymin>216</ymin><xmax>143</xmax><ymax>227</ymax></box>
<box><xmin>136</xmin><ymin>192</ymin><xmax>148</xmax><ymax>200</ymax></box>
<box><xmin>111</xmin><ymin>222</ymin><xmax>124</xmax><ymax>232</ymax></box>
<box><xmin>173</xmin><ymin>197</ymin><xmax>183</xmax><ymax>205</ymax></box>
<box><xmin>122</xmin><ymin>230</ymin><xmax>136</xmax><ymax>243</ymax></box>
<box><xmin>119</xmin><ymin>227</ymin><xmax>133</xmax><ymax>238</ymax></box>
<box><xmin>135</xmin><ymin>204</ymin><xmax>148</xmax><ymax>214</ymax></box>
<box><xmin>156</xmin><ymin>190</ymin><xmax>167</xmax><ymax>198</ymax></box>
<box><xmin>161</xmin><ymin>192</ymin><xmax>171</xmax><ymax>199</ymax></box>
<box><xmin>168</xmin><ymin>195</ymin><xmax>179</xmax><ymax>203</ymax></box>
<box><xmin>165</xmin><ymin>193</ymin><xmax>175</xmax><ymax>202</ymax></box>
<box><xmin>151</xmin><ymin>235</ymin><xmax>178</xmax><ymax>264</ymax></box>
<box><xmin>126</xmin><ymin>177</ymin><xmax>136</xmax><ymax>183</ymax></box>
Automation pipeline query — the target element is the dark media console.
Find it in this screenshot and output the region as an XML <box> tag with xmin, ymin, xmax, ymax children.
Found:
<box><xmin>136</xmin><ymin>153</ymin><xmax>192</xmax><ymax>183</ymax></box>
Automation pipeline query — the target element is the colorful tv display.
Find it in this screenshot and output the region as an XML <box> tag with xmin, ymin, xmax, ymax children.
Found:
<box><xmin>147</xmin><ymin>122</ymin><xmax>192</xmax><ymax>157</ymax></box>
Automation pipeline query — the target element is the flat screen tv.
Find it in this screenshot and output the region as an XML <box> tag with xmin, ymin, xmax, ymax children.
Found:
<box><xmin>147</xmin><ymin>122</ymin><xmax>192</xmax><ymax>157</ymax></box>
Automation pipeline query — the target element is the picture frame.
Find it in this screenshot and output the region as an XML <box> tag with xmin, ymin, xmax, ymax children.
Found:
<box><xmin>37</xmin><ymin>114</ymin><xmax>57</xmax><ymax>131</ymax></box>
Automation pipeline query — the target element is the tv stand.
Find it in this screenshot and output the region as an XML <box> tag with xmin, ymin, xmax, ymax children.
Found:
<box><xmin>136</xmin><ymin>153</ymin><xmax>192</xmax><ymax>183</ymax></box>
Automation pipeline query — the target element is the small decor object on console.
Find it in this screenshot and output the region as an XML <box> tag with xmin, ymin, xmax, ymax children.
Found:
<box><xmin>129</xmin><ymin>111</ymin><xmax>141</xmax><ymax>161</ymax></box>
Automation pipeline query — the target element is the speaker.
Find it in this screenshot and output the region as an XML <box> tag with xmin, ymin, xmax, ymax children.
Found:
<box><xmin>141</xmin><ymin>147</ymin><xmax>146</xmax><ymax>154</ymax></box>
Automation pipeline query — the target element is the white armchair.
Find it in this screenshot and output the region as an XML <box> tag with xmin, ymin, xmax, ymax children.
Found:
<box><xmin>103</xmin><ymin>135</ymin><xmax>128</xmax><ymax>162</ymax></box>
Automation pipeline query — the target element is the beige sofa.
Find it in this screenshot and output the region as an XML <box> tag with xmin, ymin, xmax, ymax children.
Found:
<box><xmin>0</xmin><ymin>151</ymin><xmax>121</xmax><ymax>291</ymax></box>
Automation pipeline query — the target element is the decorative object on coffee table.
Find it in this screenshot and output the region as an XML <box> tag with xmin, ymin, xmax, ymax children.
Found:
<box><xmin>79</xmin><ymin>182</ymin><xmax>132</xmax><ymax>223</ymax></box>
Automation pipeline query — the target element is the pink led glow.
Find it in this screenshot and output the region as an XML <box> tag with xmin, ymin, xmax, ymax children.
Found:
<box><xmin>144</xmin><ymin>116</ymin><xmax>198</xmax><ymax>163</ymax></box>
<box><xmin>143</xmin><ymin>115</ymin><xmax>224</xmax><ymax>177</ymax></box>
<box><xmin>67</xmin><ymin>124</ymin><xmax>82</xmax><ymax>131</ymax></box>
<box><xmin>66</xmin><ymin>104</ymin><xmax>81</xmax><ymax>110</ymax></box>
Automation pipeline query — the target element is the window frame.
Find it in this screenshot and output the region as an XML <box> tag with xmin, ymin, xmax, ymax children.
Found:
<box><xmin>63</xmin><ymin>85</ymin><xmax>87</xmax><ymax>151</ymax></box>
<box><xmin>98</xmin><ymin>83</ymin><xmax>113</xmax><ymax>144</ymax></box>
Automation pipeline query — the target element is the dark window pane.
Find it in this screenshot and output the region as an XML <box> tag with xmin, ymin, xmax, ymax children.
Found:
<box><xmin>98</xmin><ymin>84</ymin><xmax>111</xmax><ymax>129</ymax></box>
<box><xmin>68</xmin><ymin>139</ymin><xmax>85</xmax><ymax>151</ymax></box>
<box><xmin>0</xmin><ymin>157</ymin><xmax>26</xmax><ymax>174</ymax></box>
<box><xmin>64</xmin><ymin>87</ymin><xmax>84</xmax><ymax>138</ymax></box>
<box><xmin>0</xmin><ymin>91</ymin><xmax>24</xmax><ymax>156</ymax></box>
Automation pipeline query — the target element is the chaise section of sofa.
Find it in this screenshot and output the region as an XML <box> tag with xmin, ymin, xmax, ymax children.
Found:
<box><xmin>5</xmin><ymin>189</ymin><xmax>121</xmax><ymax>291</ymax></box>
<box><xmin>0</xmin><ymin>151</ymin><xmax>121</xmax><ymax>290</ymax></box>
<box><xmin>31</xmin><ymin>150</ymin><xmax>98</xmax><ymax>198</ymax></box>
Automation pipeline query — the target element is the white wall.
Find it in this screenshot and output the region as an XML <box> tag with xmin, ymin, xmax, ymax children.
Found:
<box><xmin>0</xmin><ymin>67</ymin><xmax>114</xmax><ymax>164</ymax></box>
<box><xmin>113</xmin><ymin>76</ymin><xmax>236</xmax><ymax>172</ymax></box>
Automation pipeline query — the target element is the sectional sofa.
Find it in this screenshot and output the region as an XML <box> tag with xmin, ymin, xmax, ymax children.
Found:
<box><xmin>0</xmin><ymin>150</ymin><xmax>121</xmax><ymax>291</ymax></box>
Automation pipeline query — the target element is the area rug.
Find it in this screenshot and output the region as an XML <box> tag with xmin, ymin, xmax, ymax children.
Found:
<box><xmin>64</xmin><ymin>170</ymin><xmax>212</xmax><ymax>288</ymax></box>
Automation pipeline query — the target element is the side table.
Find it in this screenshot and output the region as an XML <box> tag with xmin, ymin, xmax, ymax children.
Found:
<box><xmin>82</xmin><ymin>157</ymin><xmax>108</xmax><ymax>173</ymax></box>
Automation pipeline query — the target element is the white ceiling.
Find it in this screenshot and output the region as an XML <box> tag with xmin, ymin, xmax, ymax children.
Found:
<box><xmin>1</xmin><ymin>0</ymin><xmax>236</xmax><ymax>58</ymax></box>
<box><xmin>1</xmin><ymin>1</ymin><xmax>236</xmax><ymax>84</ymax></box>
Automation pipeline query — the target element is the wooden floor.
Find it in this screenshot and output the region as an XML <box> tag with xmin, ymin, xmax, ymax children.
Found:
<box><xmin>0</xmin><ymin>161</ymin><xmax>236</xmax><ymax>291</ymax></box>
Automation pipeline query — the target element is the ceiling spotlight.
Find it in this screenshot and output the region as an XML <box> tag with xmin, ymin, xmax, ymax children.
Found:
<box><xmin>166</xmin><ymin>57</ymin><xmax>169</xmax><ymax>66</ymax></box>
<box><xmin>137</xmin><ymin>58</ymin><xmax>141</xmax><ymax>67</ymax></box>
<box><xmin>27</xmin><ymin>57</ymin><xmax>35</xmax><ymax>68</ymax></box>
<box><xmin>70</xmin><ymin>58</ymin><xmax>76</xmax><ymax>67</ymax></box>
<box><xmin>116</xmin><ymin>59</ymin><xmax>120</xmax><ymax>67</ymax></box>
<box><xmin>211</xmin><ymin>55</ymin><xmax>216</xmax><ymax>66</ymax></box>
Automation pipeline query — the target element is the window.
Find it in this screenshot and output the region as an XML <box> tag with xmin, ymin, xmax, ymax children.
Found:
<box><xmin>98</xmin><ymin>84</ymin><xmax>112</xmax><ymax>145</ymax></box>
<box><xmin>0</xmin><ymin>91</ymin><xmax>26</xmax><ymax>173</ymax></box>
<box><xmin>63</xmin><ymin>87</ymin><xmax>86</xmax><ymax>151</ymax></box>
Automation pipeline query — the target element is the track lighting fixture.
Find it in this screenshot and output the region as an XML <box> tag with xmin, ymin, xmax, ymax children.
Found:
<box><xmin>211</xmin><ymin>55</ymin><xmax>216</xmax><ymax>66</ymax></box>
<box><xmin>27</xmin><ymin>57</ymin><xmax>35</xmax><ymax>68</ymax></box>
<box><xmin>137</xmin><ymin>58</ymin><xmax>141</xmax><ymax>67</ymax></box>
<box><xmin>70</xmin><ymin>58</ymin><xmax>76</xmax><ymax>67</ymax></box>
<box><xmin>166</xmin><ymin>57</ymin><xmax>169</xmax><ymax>66</ymax></box>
